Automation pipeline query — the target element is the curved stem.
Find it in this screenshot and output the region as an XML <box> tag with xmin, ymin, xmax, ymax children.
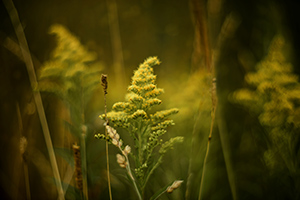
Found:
<box><xmin>118</xmin><ymin>146</ymin><xmax>142</xmax><ymax>200</ymax></box>
<box><xmin>198</xmin><ymin>105</ymin><xmax>216</xmax><ymax>200</ymax></box>
<box><xmin>143</xmin><ymin>156</ymin><xmax>163</xmax><ymax>191</ymax></box>
<box><xmin>152</xmin><ymin>190</ymin><xmax>167</xmax><ymax>200</ymax></box>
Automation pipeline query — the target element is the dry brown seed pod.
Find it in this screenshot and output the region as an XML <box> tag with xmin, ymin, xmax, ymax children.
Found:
<box><xmin>101</xmin><ymin>74</ymin><xmax>108</xmax><ymax>94</ymax></box>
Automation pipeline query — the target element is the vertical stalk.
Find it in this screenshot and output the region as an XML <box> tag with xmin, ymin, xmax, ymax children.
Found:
<box><xmin>198</xmin><ymin>99</ymin><xmax>216</xmax><ymax>200</ymax></box>
<box><xmin>115</xmin><ymin>143</ymin><xmax>142</xmax><ymax>200</ymax></box>
<box><xmin>79</xmin><ymin>77</ymin><xmax>89</xmax><ymax>200</ymax></box>
<box><xmin>106</xmin><ymin>0</ymin><xmax>125</xmax><ymax>87</ymax></box>
<box><xmin>185</xmin><ymin>101</ymin><xmax>203</xmax><ymax>200</ymax></box>
<box><xmin>138</xmin><ymin>122</ymin><xmax>143</xmax><ymax>166</ymax></box>
<box><xmin>123</xmin><ymin>153</ymin><xmax>142</xmax><ymax>200</ymax></box>
<box><xmin>190</xmin><ymin>0</ymin><xmax>211</xmax><ymax>72</ymax></box>
<box><xmin>217</xmin><ymin>108</ymin><xmax>238</xmax><ymax>200</ymax></box>
<box><xmin>23</xmin><ymin>160</ymin><xmax>31</xmax><ymax>200</ymax></box>
<box><xmin>73</xmin><ymin>144</ymin><xmax>84</xmax><ymax>198</ymax></box>
<box><xmin>3</xmin><ymin>1</ymin><xmax>64</xmax><ymax>199</ymax></box>
<box><xmin>20</xmin><ymin>136</ymin><xmax>31</xmax><ymax>200</ymax></box>
<box><xmin>101</xmin><ymin>74</ymin><xmax>113</xmax><ymax>200</ymax></box>
<box><xmin>81</xmin><ymin>127</ymin><xmax>89</xmax><ymax>200</ymax></box>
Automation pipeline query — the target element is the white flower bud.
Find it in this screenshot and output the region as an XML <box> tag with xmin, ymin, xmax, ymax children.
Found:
<box><xmin>118</xmin><ymin>140</ymin><xmax>123</xmax><ymax>147</ymax></box>
<box><xmin>112</xmin><ymin>139</ymin><xmax>118</xmax><ymax>146</ymax></box>
<box><xmin>167</xmin><ymin>180</ymin><xmax>183</xmax><ymax>193</ymax></box>
<box><xmin>124</xmin><ymin>145</ymin><xmax>131</xmax><ymax>155</ymax></box>
<box><xmin>116</xmin><ymin>154</ymin><xmax>127</xmax><ymax>168</ymax></box>
<box><xmin>109</xmin><ymin>131</ymin><xmax>114</xmax><ymax>139</ymax></box>
<box><xmin>116</xmin><ymin>154</ymin><xmax>125</xmax><ymax>163</ymax></box>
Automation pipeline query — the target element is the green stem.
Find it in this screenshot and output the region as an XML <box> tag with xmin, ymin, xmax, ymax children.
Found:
<box><xmin>185</xmin><ymin>101</ymin><xmax>203</xmax><ymax>200</ymax></box>
<box><xmin>23</xmin><ymin>160</ymin><xmax>31</xmax><ymax>200</ymax></box>
<box><xmin>103</xmin><ymin>82</ymin><xmax>113</xmax><ymax>200</ymax></box>
<box><xmin>217</xmin><ymin>107</ymin><xmax>238</xmax><ymax>200</ymax></box>
<box><xmin>152</xmin><ymin>190</ymin><xmax>167</xmax><ymax>200</ymax></box>
<box><xmin>198</xmin><ymin>105</ymin><xmax>216</xmax><ymax>200</ymax></box>
<box><xmin>142</xmin><ymin>156</ymin><xmax>163</xmax><ymax>191</ymax></box>
<box><xmin>138</xmin><ymin>119</ymin><xmax>143</xmax><ymax>166</ymax></box>
<box><xmin>118</xmin><ymin>146</ymin><xmax>142</xmax><ymax>200</ymax></box>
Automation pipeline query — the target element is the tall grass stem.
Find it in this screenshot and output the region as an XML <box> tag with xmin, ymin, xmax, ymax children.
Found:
<box><xmin>3</xmin><ymin>0</ymin><xmax>65</xmax><ymax>199</ymax></box>
<box><xmin>101</xmin><ymin>74</ymin><xmax>113</xmax><ymax>200</ymax></box>
<box><xmin>198</xmin><ymin>104</ymin><xmax>216</xmax><ymax>200</ymax></box>
<box><xmin>23</xmin><ymin>161</ymin><xmax>31</xmax><ymax>200</ymax></box>
<box><xmin>81</xmin><ymin>132</ymin><xmax>89</xmax><ymax>200</ymax></box>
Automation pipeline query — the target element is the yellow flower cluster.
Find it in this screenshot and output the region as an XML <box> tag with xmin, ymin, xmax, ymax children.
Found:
<box><xmin>151</xmin><ymin>120</ymin><xmax>175</xmax><ymax>131</ymax></box>
<box><xmin>150</xmin><ymin>108</ymin><xmax>179</xmax><ymax>122</ymax></box>
<box><xmin>147</xmin><ymin>130</ymin><xmax>166</xmax><ymax>151</ymax></box>
<box><xmin>97</xmin><ymin>57</ymin><xmax>183</xmax><ymax>195</ymax></box>
<box><xmin>131</xmin><ymin>110</ymin><xmax>148</xmax><ymax>120</ymax></box>
<box><xmin>159</xmin><ymin>137</ymin><xmax>184</xmax><ymax>154</ymax></box>
<box><xmin>103</xmin><ymin>111</ymin><xmax>130</xmax><ymax>128</ymax></box>
<box><xmin>101</xmin><ymin>57</ymin><xmax>171</xmax><ymax>127</ymax></box>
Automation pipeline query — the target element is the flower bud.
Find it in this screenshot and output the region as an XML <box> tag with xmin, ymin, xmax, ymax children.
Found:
<box><xmin>123</xmin><ymin>145</ymin><xmax>131</xmax><ymax>155</ymax></box>
<box><xmin>116</xmin><ymin>154</ymin><xmax>127</xmax><ymax>168</ymax></box>
<box><xmin>167</xmin><ymin>180</ymin><xmax>183</xmax><ymax>193</ymax></box>
<box><xmin>118</xmin><ymin>140</ymin><xmax>123</xmax><ymax>147</ymax></box>
<box><xmin>112</xmin><ymin>139</ymin><xmax>118</xmax><ymax>146</ymax></box>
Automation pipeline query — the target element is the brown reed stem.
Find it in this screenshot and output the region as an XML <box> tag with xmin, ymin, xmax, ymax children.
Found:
<box><xmin>20</xmin><ymin>136</ymin><xmax>31</xmax><ymax>200</ymax></box>
<box><xmin>101</xmin><ymin>74</ymin><xmax>113</xmax><ymax>200</ymax></box>
<box><xmin>23</xmin><ymin>159</ymin><xmax>31</xmax><ymax>200</ymax></box>
<box><xmin>3</xmin><ymin>1</ymin><xmax>64</xmax><ymax>199</ymax></box>
<box><xmin>190</xmin><ymin>0</ymin><xmax>211</xmax><ymax>72</ymax></box>
<box><xmin>80</xmin><ymin>127</ymin><xmax>89</xmax><ymax>200</ymax></box>
<box><xmin>72</xmin><ymin>144</ymin><xmax>83</xmax><ymax>194</ymax></box>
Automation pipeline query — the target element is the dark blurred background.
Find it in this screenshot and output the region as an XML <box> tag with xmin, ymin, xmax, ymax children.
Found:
<box><xmin>1</xmin><ymin>0</ymin><xmax>300</xmax><ymax>199</ymax></box>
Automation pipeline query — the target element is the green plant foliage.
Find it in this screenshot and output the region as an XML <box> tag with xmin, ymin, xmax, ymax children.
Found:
<box><xmin>232</xmin><ymin>35</ymin><xmax>300</xmax><ymax>199</ymax></box>
<box><xmin>96</xmin><ymin>57</ymin><xmax>183</xmax><ymax>198</ymax></box>
<box><xmin>38</xmin><ymin>24</ymin><xmax>103</xmax><ymax>137</ymax></box>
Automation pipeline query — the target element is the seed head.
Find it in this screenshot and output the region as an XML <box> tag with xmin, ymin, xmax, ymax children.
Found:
<box><xmin>123</xmin><ymin>145</ymin><xmax>131</xmax><ymax>155</ymax></box>
<box><xmin>101</xmin><ymin>74</ymin><xmax>108</xmax><ymax>94</ymax></box>
<box><xmin>116</xmin><ymin>154</ymin><xmax>127</xmax><ymax>168</ymax></box>
<box><xmin>167</xmin><ymin>180</ymin><xmax>183</xmax><ymax>193</ymax></box>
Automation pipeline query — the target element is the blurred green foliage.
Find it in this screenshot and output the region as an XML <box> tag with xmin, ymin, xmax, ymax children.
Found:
<box><xmin>38</xmin><ymin>24</ymin><xmax>103</xmax><ymax>138</ymax></box>
<box><xmin>232</xmin><ymin>35</ymin><xmax>300</xmax><ymax>199</ymax></box>
<box><xmin>1</xmin><ymin>0</ymin><xmax>300</xmax><ymax>200</ymax></box>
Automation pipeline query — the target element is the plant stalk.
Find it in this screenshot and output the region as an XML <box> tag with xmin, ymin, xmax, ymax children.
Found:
<box><xmin>101</xmin><ymin>74</ymin><xmax>113</xmax><ymax>200</ymax></box>
<box><xmin>118</xmin><ymin>146</ymin><xmax>142</xmax><ymax>200</ymax></box>
<box><xmin>81</xmin><ymin>131</ymin><xmax>89</xmax><ymax>200</ymax></box>
<box><xmin>198</xmin><ymin>103</ymin><xmax>216</xmax><ymax>200</ymax></box>
<box><xmin>3</xmin><ymin>0</ymin><xmax>64</xmax><ymax>199</ymax></box>
<box><xmin>23</xmin><ymin>160</ymin><xmax>31</xmax><ymax>200</ymax></box>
